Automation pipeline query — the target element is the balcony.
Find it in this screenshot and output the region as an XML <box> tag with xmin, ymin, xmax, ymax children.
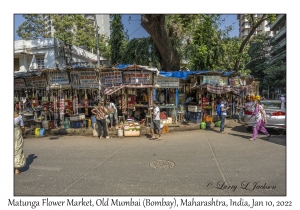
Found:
<box><xmin>270</xmin><ymin>38</ymin><xmax>286</xmax><ymax>54</ymax></box>
<box><xmin>267</xmin><ymin>50</ymin><xmax>286</xmax><ymax>64</ymax></box>
<box><xmin>270</xmin><ymin>14</ymin><xmax>285</xmax><ymax>30</ymax></box>
<box><xmin>272</xmin><ymin>26</ymin><xmax>286</xmax><ymax>42</ymax></box>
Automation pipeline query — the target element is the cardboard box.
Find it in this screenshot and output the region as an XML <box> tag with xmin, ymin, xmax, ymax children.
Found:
<box><xmin>124</xmin><ymin>129</ymin><xmax>140</xmax><ymax>137</ymax></box>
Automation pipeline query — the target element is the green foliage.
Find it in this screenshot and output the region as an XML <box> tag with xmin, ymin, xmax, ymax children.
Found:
<box><xmin>163</xmin><ymin>14</ymin><xmax>246</xmax><ymax>71</ymax></box>
<box><xmin>50</xmin><ymin>15</ymin><xmax>110</xmax><ymax>58</ymax></box>
<box><xmin>247</xmin><ymin>34</ymin><xmax>286</xmax><ymax>91</ymax></box>
<box><xmin>110</xmin><ymin>14</ymin><xmax>127</xmax><ymax>65</ymax></box>
<box><xmin>234</xmin><ymin>14</ymin><xmax>277</xmax><ymax>71</ymax></box>
<box><xmin>51</xmin><ymin>15</ymin><xmax>96</xmax><ymax>51</ymax></box>
<box><xmin>16</xmin><ymin>14</ymin><xmax>50</xmax><ymax>39</ymax></box>
<box><xmin>121</xmin><ymin>37</ymin><xmax>161</xmax><ymax>67</ymax></box>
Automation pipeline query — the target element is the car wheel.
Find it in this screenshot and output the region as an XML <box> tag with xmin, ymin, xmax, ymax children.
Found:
<box><xmin>245</xmin><ymin>127</ymin><xmax>252</xmax><ymax>132</ymax></box>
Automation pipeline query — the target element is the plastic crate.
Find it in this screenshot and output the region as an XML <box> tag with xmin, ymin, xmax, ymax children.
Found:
<box><xmin>71</xmin><ymin>121</ymin><xmax>82</xmax><ymax>128</ymax></box>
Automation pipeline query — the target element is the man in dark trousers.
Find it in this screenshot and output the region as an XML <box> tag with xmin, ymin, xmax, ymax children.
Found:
<box><xmin>149</xmin><ymin>101</ymin><xmax>162</xmax><ymax>140</ymax></box>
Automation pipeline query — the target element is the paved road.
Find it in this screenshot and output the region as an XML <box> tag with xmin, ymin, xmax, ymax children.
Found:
<box><xmin>14</xmin><ymin>125</ymin><xmax>286</xmax><ymax>196</ymax></box>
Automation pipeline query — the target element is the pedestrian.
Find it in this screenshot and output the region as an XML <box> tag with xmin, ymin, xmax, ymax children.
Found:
<box><xmin>249</xmin><ymin>96</ymin><xmax>271</xmax><ymax>141</ymax></box>
<box><xmin>105</xmin><ymin>99</ymin><xmax>118</xmax><ymax>129</ymax></box>
<box><xmin>14</xmin><ymin>108</ymin><xmax>26</xmax><ymax>174</ymax></box>
<box><xmin>219</xmin><ymin>97</ymin><xmax>229</xmax><ymax>134</ymax></box>
<box><xmin>149</xmin><ymin>101</ymin><xmax>162</xmax><ymax>140</ymax></box>
<box><xmin>91</xmin><ymin>100</ymin><xmax>109</xmax><ymax>139</ymax></box>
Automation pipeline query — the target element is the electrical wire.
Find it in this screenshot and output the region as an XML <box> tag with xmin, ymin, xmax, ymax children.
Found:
<box><xmin>129</xmin><ymin>26</ymin><xmax>142</xmax><ymax>37</ymax></box>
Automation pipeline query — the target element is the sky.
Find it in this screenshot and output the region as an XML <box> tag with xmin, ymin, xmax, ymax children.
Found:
<box><xmin>14</xmin><ymin>14</ymin><xmax>239</xmax><ymax>40</ymax></box>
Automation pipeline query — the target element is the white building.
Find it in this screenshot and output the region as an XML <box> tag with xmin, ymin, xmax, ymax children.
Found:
<box><xmin>237</xmin><ymin>14</ymin><xmax>272</xmax><ymax>39</ymax></box>
<box><xmin>14</xmin><ymin>38</ymin><xmax>107</xmax><ymax>72</ymax></box>
<box><xmin>43</xmin><ymin>14</ymin><xmax>111</xmax><ymax>39</ymax></box>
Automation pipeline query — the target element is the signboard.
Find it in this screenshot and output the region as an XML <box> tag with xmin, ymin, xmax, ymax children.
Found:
<box><xmin>123</xmin><ymin>71</ymin><xmax>153</xmax><ymax>84</ymax></box>
<box><xmin>218</xmin><ymin>77</ymin><xmax>228</xmax><ymax>86</ymax></box>
<box><xmin>100</xmin><ymin>71</ymin><xmax>122</xmax><ymax>86</ymax></box>
<box><xmin>25</xmin><ymin>76</ymin><xmax>47</xmax><ymax>88</ymax></box>
<box><xmin>202</xmin><ymin>76</ymin><xmax>220</xmax><ymax>85</ymax></box>
<box><xmin>156</xmin><ymin>77</ymin><xmax>179</xmax><ymax>88</ymax></box>
<box><xmin>70</xmin><ymin>71</ymin><xmax>98</xmax><ymax>88</ymax></box>
<box><xmin>229</xmin><ymin>77</ymin><xmax>240</xmax><ymax>87</ymax></box>
<box><xmin>48</xmin><ymin>72</ymin><xmax>69</xmax><ymax>85</ymax></box>
<box><xmin>14</xmin><ymin>78</ymin><xmax>26</xmax><ymax>88</ymax></box>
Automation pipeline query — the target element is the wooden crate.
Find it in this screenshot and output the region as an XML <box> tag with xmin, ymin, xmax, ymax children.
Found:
<box><xmin>124</xmin><ymin>129</ymin><xmax>140</xmax><ymax>137</ymax></box>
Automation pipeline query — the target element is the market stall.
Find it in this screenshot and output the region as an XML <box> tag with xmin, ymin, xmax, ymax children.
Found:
<box><xmin>69</xmin><ymin>69</ymin><xmax>100</xmax><ymax>128</ymax></box>
<box><xmin>154</xmin><ymin>76</ymin><xmax>180</xmax><ymax>125</ymax></box>
<box><xmin>103</xmin><ymin>64</ymin><xmax>159</xmax><ymax>136</ymax></box>
<box><xmin>14</xmin><ymin>71</ymin><xmax>51</xmax><ymax>131</ymax></box>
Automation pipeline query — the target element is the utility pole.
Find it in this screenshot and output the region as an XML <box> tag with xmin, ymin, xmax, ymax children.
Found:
<box><xmin>94</xmin><ymin>15</ymin><xmax>101</xmax><ymax>101</ymax></box>
<box><xmin>94</xmin><ymin>15</ymin><xmax>100</xmax><ymax>67</ymax></box>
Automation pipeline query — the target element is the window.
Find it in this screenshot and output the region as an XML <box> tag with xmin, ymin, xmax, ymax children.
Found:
<box><xmin>257</xmin><ymin>26</ymin><xmax>261</xmax><ymax>30</ymax></box>
<box><xmin>36</xmin><ymin>57</ymin><xmax>45</xmax><ymax>69</ymax></box>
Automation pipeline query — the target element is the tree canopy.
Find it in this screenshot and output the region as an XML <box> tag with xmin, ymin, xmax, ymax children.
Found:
<box><xmin>16</xmin><ymin>14</ymin><xmax>50</xmax><ymax>39</ymax></box>
<box><xmin>110</xmin><ymin>14</ymin><xmax>128</xmax><ymax>65</ymax></box>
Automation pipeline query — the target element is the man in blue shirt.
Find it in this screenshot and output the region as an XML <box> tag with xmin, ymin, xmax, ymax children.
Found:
<box><xmin>220</xmin><ymin>97</ymin><xmax>229</xmax><ymax>134</ymax></box>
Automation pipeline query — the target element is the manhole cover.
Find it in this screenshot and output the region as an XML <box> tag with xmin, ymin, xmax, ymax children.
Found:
<box><xmin>149</xmin><ymin>160</ymin><xmax>175</xmax><ymax>169</ymax></box>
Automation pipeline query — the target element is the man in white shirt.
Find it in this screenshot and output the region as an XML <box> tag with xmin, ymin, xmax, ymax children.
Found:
<box><xmin>105</xmin><ymin>100</ymin><xmax>118</xmax><ymax>128</ymax></box>
<box><xmin>150</xmin><ymin>101</ymin><xmax>162</xmax><ymax>140</ymax></box>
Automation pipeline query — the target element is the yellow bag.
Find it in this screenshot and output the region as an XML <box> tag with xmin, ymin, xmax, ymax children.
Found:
<box><xmin>35</xmin><ymin>128</ymin><xmax>40</xmax><ymax>137</ymax></box>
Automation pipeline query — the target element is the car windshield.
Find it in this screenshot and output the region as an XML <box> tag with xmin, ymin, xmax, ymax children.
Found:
<box><xmin>261</xmin><ymin>101</ymin><xmax>281</xmax><ymax>109</ymax></box>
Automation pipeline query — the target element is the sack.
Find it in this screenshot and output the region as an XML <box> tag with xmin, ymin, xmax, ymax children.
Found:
<box><xmin>39</xmin><ymin>128</ymin><xmax>45</xmax><ymax>136</ymax></box>
<box><xmin>216</xmin><ymin>104</ymin><xmax>222</xmax><ymax>116</ymax></box>
<box><xmin>93</xmin><ymin>123</ymin><xmax>98</xmax><ymax>137</ymax></box>
<box><xmin>35</xmin><ymin>128</ymin><xmax>40</xmax><ymax>137</ymax></box>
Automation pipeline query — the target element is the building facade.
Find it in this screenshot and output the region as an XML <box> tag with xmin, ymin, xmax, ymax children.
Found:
<box><xmin>237</xmin><ymin>14</ymin><xmax>272</xmax><ymax>39</ymax></box>
<box><xmin>268</xmin><ymin>14</ymin><xmax>286</xmax><ymax>65</ymax></box>
<box><xmin>14</xmin><ymin>38</ymin><xmax>107</xmax><ymax>72</ymax></box>
<box><xmin>43</xmin><ymin>14</ymin><xmax>111</xmax><ymax>39</ymax></box>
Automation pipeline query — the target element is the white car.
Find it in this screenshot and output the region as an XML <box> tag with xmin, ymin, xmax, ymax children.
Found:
<box><xmin>243</xmin><ymin>100</ymin><xmax>286</xmax><ymax>132</ymax></box>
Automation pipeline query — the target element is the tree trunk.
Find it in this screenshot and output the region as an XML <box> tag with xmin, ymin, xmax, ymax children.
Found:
<box><xmin>234</xmin><ymin>15</ymin><xmax>267</xmax><ymax>71</ymax></box>
<box><xmin>141</xmin><ymin>14</ymin><xmax>180</xmax><ymax>71</ymax></box>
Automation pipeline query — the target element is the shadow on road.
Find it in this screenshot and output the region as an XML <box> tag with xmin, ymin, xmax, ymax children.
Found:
<box><xmin>260</xmin><ymin>136</ymin><xmax>286</xmax><ymax>146</ymax></box>
<box><xmin>49</xmin><ymin>136</ymin><xmax>60</xmax><ymax>140</ymax></box>
<box><xmin>227</xmin><ymin>133</ymin><xmax>251</xmax><ymax>140</ymax></box>
<box><xmin>21</xmin><ymin>154</ymin><xmax>37</xmax><ymax>173</ymax></box>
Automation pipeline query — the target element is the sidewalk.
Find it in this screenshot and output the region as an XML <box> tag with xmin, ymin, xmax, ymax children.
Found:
<box><xmin>25</xmin><ymin>118</ymin><xmax>243</xmax><ymax>137</ymax></box>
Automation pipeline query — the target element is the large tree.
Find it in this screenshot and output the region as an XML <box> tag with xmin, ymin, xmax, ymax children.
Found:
<box><xmin>16</xmin><ymin>14</ymin><xmax>50</xmax><ymax>39</ymax></box>
<box><xmin>141</xmin><ymin>15</ymin><xmax>181</xmax><ymax>71</ymax></box>
<box><xmin>51</xmin><ymin>15</ymin><xmax>98</xmax><ymax>52</ymax></box>
<box><xmin>121</xmin><ymin>37</ymin><xmax>161</xmax><ymax>67</ymax></box>
<box><xmin>141</xmin><ymin>14</ymin><xmax>245</xmax><ymax>71</ymax></box>
<box><xmin>110</xmin><ymin>14</ymin><xmax>127</xmax><ymax>65</ymax></box>
<box><xmin>233</xmin><ymin>14</ymin><xmax>276</xmax><ymax>71</ymax></box>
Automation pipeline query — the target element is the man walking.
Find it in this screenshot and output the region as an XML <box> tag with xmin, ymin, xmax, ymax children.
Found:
<box><xmin>150</xmin><ymin>101</ymin><xmax>162</xmax><ymax>140</ymax></box>
<box><xmin>220</xmin><ymin>97</ymin><xmax>229</xmax><ymax>134</ymax></box>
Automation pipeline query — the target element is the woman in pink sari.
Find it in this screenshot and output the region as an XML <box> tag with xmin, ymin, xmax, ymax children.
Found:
<box><xmin>249</xmin><ymin>98</ymin><xmax>271</xmax><ymax>141</ymax></box>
